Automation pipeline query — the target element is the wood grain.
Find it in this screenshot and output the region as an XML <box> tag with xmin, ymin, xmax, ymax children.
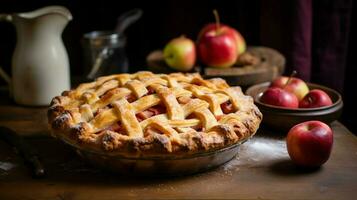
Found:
<box><xmin>203</xmin><ymin>46</ymin><xmax>285</xmax><ymax>87</ymax></box>
<box><xmin>0</xmin><ymin>105</ymin><xmax>49</xmax><ymax>137</ymax></box>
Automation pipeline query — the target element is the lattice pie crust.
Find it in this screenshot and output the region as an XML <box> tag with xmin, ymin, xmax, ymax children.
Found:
<box><xmin>48</xmin><ymin>71</ymin><xmax>262</xmax><ymax>157</ymax></box>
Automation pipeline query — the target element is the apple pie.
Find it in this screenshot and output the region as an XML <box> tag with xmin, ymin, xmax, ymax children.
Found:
<box><xmin>48</xmin><ymin>71</ymin><xmax>262</xmax><ymax>157</ymax></box>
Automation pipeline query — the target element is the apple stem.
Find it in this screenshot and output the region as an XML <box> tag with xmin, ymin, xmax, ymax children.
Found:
<box><xmin>284</xmin><ymin>70</ymin><xmax>297</xmax><ymax>89</ymax></box>
<box><xmin>213</xmin><ymin>9</ymin><xmax>220</xmax><ymax>33</ymax></box>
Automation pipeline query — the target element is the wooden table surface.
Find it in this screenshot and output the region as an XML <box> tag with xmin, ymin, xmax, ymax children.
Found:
<box><xmin>0</xmin><ymin>97</ymin><xmax>357</xmax><ymax>200</ymax></box>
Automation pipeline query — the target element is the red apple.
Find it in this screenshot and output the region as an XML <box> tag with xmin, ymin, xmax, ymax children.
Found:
<box><xmin>198</xmin><ymin>23</ymin><xmax>246</xmax><ymax>55</ymax></box>
<box><xmin>260</xmin><ymin>87</ymin><xmax>299</xmax><ymax>108</ymax></box>
<box><xmin>287</xmin><ymin>121</ymin><xmax>333</xmax><ymax>167</ymax></box>
<box><xmin>270</xmin><ymin>76</ymin><xmax>309</xmax><ymax>101</ymax></box>
<box><xmin>163</xmin><ymin>36</ymin><xmax>196</xmax><ymax>72</ymax></box>
<box><xmin>197</xmin><ymin>10</ymin><xmax>240</xmax><ymax>68</ymax></box>
<box><xmin>299</xmin><ymin>89</ymin><xmax>333</xmax><ymax>108</ymax></box>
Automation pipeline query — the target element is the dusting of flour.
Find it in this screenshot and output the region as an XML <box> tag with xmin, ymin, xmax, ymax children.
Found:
<box><xmin>223</xmin><ymin>137</ymin><xmax>288</xmax><ymax>170</ymax></box>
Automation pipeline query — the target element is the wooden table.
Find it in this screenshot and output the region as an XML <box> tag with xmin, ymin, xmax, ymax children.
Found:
<box><xmin>0</xmin><ymin>98</ymin><xmax>357</xmax><ymax>200</ymax></box>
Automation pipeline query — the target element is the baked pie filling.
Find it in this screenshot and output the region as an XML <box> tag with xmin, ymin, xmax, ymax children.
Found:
<box><xmin>48</xmin><ymin>71</ymin><xmax>262</xmax><ymax>157</ymax></box>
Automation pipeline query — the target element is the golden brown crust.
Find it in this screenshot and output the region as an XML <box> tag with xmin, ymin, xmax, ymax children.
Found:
<box><xmin>48</xmin><ymin>71</ymin><xmax>262</xmax><ymax>157</ymax></box>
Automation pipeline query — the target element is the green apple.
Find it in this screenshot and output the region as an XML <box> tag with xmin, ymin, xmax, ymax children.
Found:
<box><xmin>163</xmin><ymin>36</ymin><xmax>196</xmax><ymax>71</ymax></box>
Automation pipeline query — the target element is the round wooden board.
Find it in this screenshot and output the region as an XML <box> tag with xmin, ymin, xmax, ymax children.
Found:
<box><xmin>146</xmin><ymin>46</ymin><xmax>285</xmax><ymax>88</ymax></box>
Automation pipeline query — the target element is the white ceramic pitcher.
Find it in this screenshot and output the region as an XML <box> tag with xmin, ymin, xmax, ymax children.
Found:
<box><xmin>0</xmin><ymin>6</ymin><xmax>72</xmax><ymax>106</ymax></box>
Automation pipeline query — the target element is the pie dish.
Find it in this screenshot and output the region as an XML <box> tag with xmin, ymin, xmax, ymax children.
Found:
<box><xmin>48</xmin><ymin>71</ymin><xmax>262</xmax><ymax>158</ymax></box>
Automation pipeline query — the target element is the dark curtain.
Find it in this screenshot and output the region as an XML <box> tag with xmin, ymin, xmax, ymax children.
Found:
<box><xmin>291</xmin><ymin>0</ymin><xmax>352</xmax><ymax>92</ymax></box>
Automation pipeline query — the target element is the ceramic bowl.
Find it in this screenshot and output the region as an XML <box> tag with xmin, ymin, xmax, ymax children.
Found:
<box><xmin>246</xmin><ymin>82</ymin><xmax>343</xmax><ymax>132</ymax></box>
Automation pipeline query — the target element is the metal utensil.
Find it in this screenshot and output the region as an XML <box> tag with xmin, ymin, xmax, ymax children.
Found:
<box><xmin>83</xmin><ymin>9</ymin><xmax>143</xmax><ymax>79</ymax></box>
<box><xmin>0</xmin><ymin>126</ymin><xmax>45</xmax><ymax>178</ymax></box>
<box><xmin>115</xmin><ymin>8</ymin><xmax>143</xmax><ymax>34</ymax></box>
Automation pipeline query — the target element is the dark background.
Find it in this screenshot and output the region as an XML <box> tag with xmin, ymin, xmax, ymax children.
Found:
<box><xmin>0</xmin><ymin>0</ymin><xmax>356</xmax><ymax>133</ymax></box>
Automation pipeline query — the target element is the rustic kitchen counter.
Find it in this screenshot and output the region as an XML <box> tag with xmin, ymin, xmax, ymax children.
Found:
<box><xmin>0</xmin><ymin>98</ymin><xmax>357</xmax><ymax>200</ymax></box>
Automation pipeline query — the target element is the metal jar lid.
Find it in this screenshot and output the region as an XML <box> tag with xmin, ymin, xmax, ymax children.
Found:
<box><xmin>83</xmin><ymin>30</ymin><xmax>126</xmax><ymax>49</ymax></box>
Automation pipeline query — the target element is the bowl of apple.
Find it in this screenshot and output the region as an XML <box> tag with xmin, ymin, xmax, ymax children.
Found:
<box><xmin>245</xmin><ymin>75</ymin><xmax>343</xmax><ymax>131</ymax></box>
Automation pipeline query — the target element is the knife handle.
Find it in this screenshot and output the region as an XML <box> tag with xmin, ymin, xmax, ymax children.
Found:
<box><xmin>0</xmin><ymin>126</ymin><xmax>46</xmax><ymax>178</ymax></box>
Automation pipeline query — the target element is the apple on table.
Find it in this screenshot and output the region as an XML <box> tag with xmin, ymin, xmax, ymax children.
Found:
<box><xmin>286</xmin><ymin>120</ymin><xmax>333</xmax><ymax>167</ymax></box>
